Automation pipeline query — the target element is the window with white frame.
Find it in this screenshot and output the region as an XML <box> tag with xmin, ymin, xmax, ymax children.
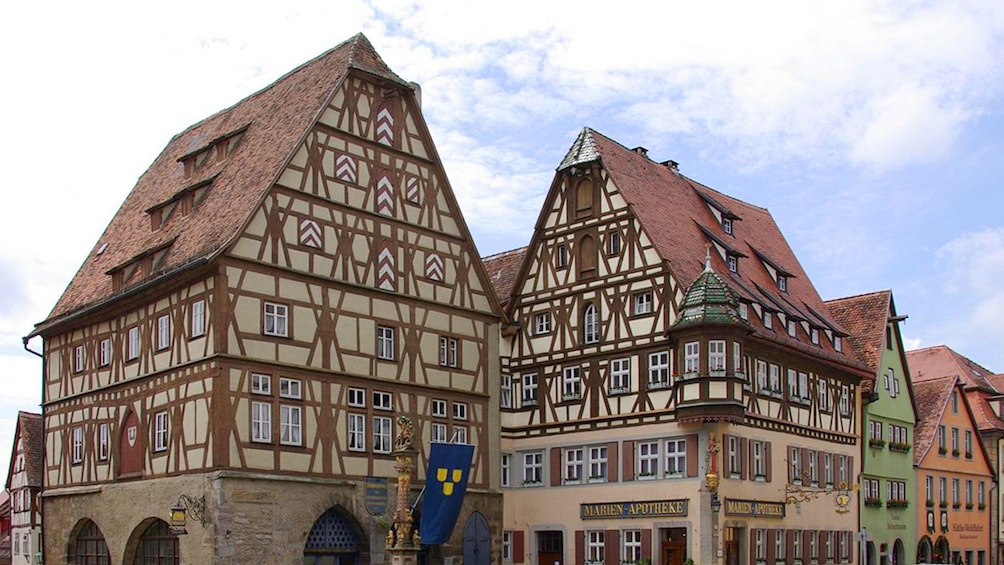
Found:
<box><xmin>503</xmin><ymin>531</ymin><xmax>513</xmax><ymax>561</ymax></box>
<box><xmin>556</xmin><ymin>244</ymin><xmax>568</xmax><ymax>268</ymax></box>
<box><xmin>769</xmin><ymin>364</ymin><xmax>781</xmax><ymax>393</ymax></box>
<box><xmin>589</xmin><ymin>446</ymin><xmax>607</xmax><ymax>481</ymax></box>
<box><xmin>789</xmin><ymin>446</ymin><xmax>802</xmax><ymax>483</ymax></box>
<box><xmin>587</xmin><ymin>531</ymin><xmax>605</xmax><ymax>563</ymax></box>
<box><xmin>564</xmin><ymin>448</ymin><xmax>583</xmax><ymax>482</ymax></box>
<box><xmin>709</xmin><ymin>340</ymin><xmax>726</xmax><ymax>373</ymax></box>
<box><xmin>522</xmin><ymin>373</ymin><xmax>538</xmax><ymax>405</ymax></box>
<box><xmin>632</xmin><ymin>292</ymin><xmax>653</xmax><ymax>315</ymax></box>
<box><xmin>562</xmin><ymin>366</ymin><xmax>582</xmax><ymax>400</ymax></box>
<box><xmin>99</xmin><ymin>338</ymin><xmax>110</xmax><ymax>368</ymax></box>
<box><xmin>778</xmin><ymin>275</ymin><xmax>788</xmax><ymax>292</ymax></box>
<box><xmin>798</xmin><ymin>372</ymin><xmax>809</xmax><ymax>400</ymax></box>
<box><xmin>280</xmin><ymin>377</ymin><xmax>302</xmax><ymax>399</ymax></box>
<box><xmin>869</xmin><ymin>420</ymin><xmax>883</xmax><ymax>441</ymax></box>
<box><xmin>940</xmin><ymin>476</ymin><xmax>947</xmax><ymax>502</ymax></box>
<box><xmin>154</xmin><ymin>411</ymin><xmax>169</xmax><ymax>452</ymax></box>
<box><xmin>952</xmin><ymin>427</ymin><xmax>959</xmax><ymax>454</ymax></box>
<box><xmin>840</xmin><ymin>384</ymin><xmax>850</xmax><ymax>415</ymax></box>
<box><xmin>824</xmin><ymin>453</ymin><xmax>833</xmax><ymax>486</ymax></box>
<box><xmin>583</xmin><ymin>303</ymin><xmax>599</xmax><ymax>344</ymax></box>
<box><xmin>965</xmin><ymin>429</ymin><xmax>973</xmax><ymax>456</ymax></box>
<box><xmin>432</xmin><ymin>398</ymin><xmax>447</xmax><ymax>417</ymax></box>
<box><xmin>953</xmin><ymin>478</ymin><xmax>961</xmax><ymax>505</ymax></box>
<box><xmin>727</xmin><ymin>436</ymin><xmax>741</xmax><ymax>477</ymax></box>
<box><xmin>754</xmin><ymin>529</ymin><xmax>766</xmax><ymax>561</ymax></box>
<box><xmin>727</xmin><ymin>254</ymin><xmax>738</xmax><ymax>273</ymax></box>
<box><xmin>377</xmin><ymin>325</ymin><xmax>395</xmax><ymax>360</ymax></box>
<box><xmin>252</xmin><ymin>401</ymin><xmax>272</xmax><ymax>443</ymax></box>
<box><xmin>251</xmin><ymin>373</ymin><xmax>271</xmax><ymax>395</ymax></box>
<box><xmin>453</xmin><ymin>425</ymin><xmax>468</xmax><ymax>444</ymax></box>
<box><xmin>638</xmin><ymin>441</ymin><xmax>659</xmax><ymax>478</ymax></box>
<box><xmin>787</xmin><ymin>319</ymin><xmax>797</xmax><ymax>337</ymax></box>
<box><xmin>838</xmin><ymin>531</ymin><xmax>848</xmax><ymax>561</ymax></box>
<box><xmin>501</xmin><ymin>454</ymin><xmax>511</xmax><ymax>487</ymax></box>
<box><xmin>793</xmin><ymin>530</ymin><xmax>802</xmax><ymax>561</ymax></box>
<box><xmin>733</xmin><ymin>342</ymin><xmax>744</xmax><ymax>374</ymax></box>
<box><xmin>348</xmin><ymin>413</ymin><xmax>365</xmax><ymax>451</ymax></box>
<box><xmin>684</xmin><ymin>341</ymin><xmax>701</xmax><ymax>374</ymax></box>
<box><xmin>763</xmin><ymin>310</ymin><xmax>773</xmax><ymax>329</ymax></box>
<box><xmin>523</xmin><ymin>451</ymin><xmax>543</xmax><ymax>485</ymax></box>
<box><xmin>809</xmin><ymin>531</ymin><xmax>818</xmax><ymax>560</ymax></box>
<box><xmin>756</xmin><ymin>360</ymin><xmax>768</xmax><ymax>391</ymax></box>
<box><xmin>374</xmin><ymin>391</ymin><xmax>392</xmax><ymax>411</ymax></box>
<box><xmin>439</xmin><ymin>336</ymin><xmax>459</xmax><ymax>367</ymax></box>
<box><xmin>535</xmin><ymin>312</ymin><xmax>551</xmax><ymax>335</ymax></box>
<box><xmin>280</xmin><ymin>405</ymin><xmax>302</xmax><ymax>446</ymax></box>
<box><xmin>775</xmin><ymin>530</ymin><xmax>785</xmax><ymax>561</ymax></box>
<box><xmin>453</xmin><ymin>402</ymin><xmax>468</xmax><ymax>420</ymax></box>
<box><xmin>834</xmin><ymin>335</ymin><xmax>842</xmax><ymax>352</ymax></box>
<box><xmin>623</xmin><ymin>530</ymin><xmax>642</xmax><ymax>563</ymax></box>
<box><xmin>818</xmin><ymin>379</ymin><xmax>829</xmax><ymax>410</ymax></box>
<box><xmin>739</xmin><ymin>302</ymin><xmax>749</xmax><ymax>320</ymax></box>
<box><xmin>787</xmin><ymin>368</ymin><xmax>799</xmax><ymax>399</ymax></box>
<box><xmin>501</xmin><ymin>374</ymin><xmax>512</xmax><ymax>409</ymax></box>
<box><xmin>190</xmin><ymin>299</ymin><xmax>206</xmax><ymax>337</ymax></box>
<box><xmin>157</xmin><ymin>314</ymin><xmax>171</xmax><ymax>350</ymax></box>
<box><xmin>98</xmin><ymin>423</ymin><xmax>109</xmax><ymax>461</ymax></box>
<box><xmin>610</xmin><ymin>358</ymin><xmax>630</xmax><ymax>392</ymax></box>
<box><xmin>808</xmin><ymin>450</ymin><xmax>818</xmax><ymax>485</ymax></box>
<box><xmin>752</xmin><ymin>440</ymin><xmax>766</xmax><ymax>478</ymax></box>
<box><xmin>608</xmin><ymin>231</ymin><xmax>621</xmax><ymax>255</ymax></box>
<box><xmin>811</xmin><ymin>327</ymin><xmax>819</xmax><ymax>344</ymax></box>
<box><xmin>649</xmin><ymin>351</ymin><xmax>670</xmax><ymax>387</ymax></box>
<box><xmin>979</xmin><ymin>481</ymin><xmax>986</xmax><ymax>506</ymax></box>
<box><xmin>74</xmin><ymin>345</ymin><xmax>84</xmax><ymax>373</ymax></box>
<box><xmin>126</xmin><ymin>326</ymin><xmax>141</xmax><ymax>360</ymax></box>
<box><xmin>431</xmin><ymin>422</ymin><xmax>447</xmax><ymax>444</ymax></box>
<box><xmin>348</xmin><ymin>387</ymin><xmax>365</xmax><ymax>407</ymax></box>
<box><xmin>824</xmin><ymin>531</ymin><xmax>833</xmax><ymax>560</ymax></box>
<box><xmin>373</xmin><ymin>415</ymin><xmax>392</xmax><ymax>453</ymax></box>
<box><xmin>263</xmin><ymin>302</ymin><xmax>288</xmax><ymax>337</ymax></box>
<box><xmin>926</xmin><ymin>475</ymin><xmax>934</xmax><ymax>502</ymax></box>
<box><xmin>665</xmin><ymin>438</ymin><xmax>686</xmax><ymax>477</ymax></box>
<box><xmin>72</xmin><ymin>427</ymin><xmax>83</xmax><ymax>464</ymax></box>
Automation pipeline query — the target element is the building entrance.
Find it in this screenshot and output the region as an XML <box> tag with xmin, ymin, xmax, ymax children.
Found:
<box><xmin>660</xmin><ymin>527</ymin><xmax>687</xmax><ymax>565</ymax></box>
<box><xmin>537</xmin><ymin>530</ymin><xmax>563</xmax><ymax>565</ymax></box>
<box><xmin>724</xmin><ymin>526</ymin><xmax>743</xmax><ymax>565</ymax></box>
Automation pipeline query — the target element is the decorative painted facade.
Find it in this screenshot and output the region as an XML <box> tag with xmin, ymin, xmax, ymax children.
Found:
<box><xmin>4</xmin><ymin>412</ymin><xmax>41</xmax><ymax>565</ymax></box>
<box><xmin>487</xmin><ymin>129</ymin><xmax>870</xmax><ymax>565</ymax></box>
<box><xmin>28</xmin><ymin>34</ymin><xmax>502</xmax><ymax>565</ymax></box>
<box><xmin>827</xmin><ymin>291</ymin><xmax>918</xmax><ymax>565</ymax></box>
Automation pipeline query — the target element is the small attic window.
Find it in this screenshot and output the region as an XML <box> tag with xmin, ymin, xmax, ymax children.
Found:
<box><xmin>723</xmin><ymin>217</ymin><xmax>733</xmax><ymax>236</ymax></box>
<box><xmin>739</xmin><ymin>303</ymin><xmax>748</xmax><ymax>320</ymax></box>
<box><xmin>763</xmin><ymin>311</ymin><xmax>773</xmax><ymax>330</ymax></box>
<box><xmin>834</xmin><ymin>335</ymin><xmax>843</xmax><ymax>352</ymax></box>
<box><xmin>810</xmin><ymin>328</ymin><xmax>819</xmax><ymax>345</ymax></box>
<box><xmin>777</xmin><ymin>275</ymin><xmax>788</xmax><ymax>292</ymax></box>
<box><xmin>787</xmin><ymin>319</ymin><xmax>797</xmax><ymax>337</ymax></box>
<box><xmin>727</xmin><ymin>254</ymin><xmax>738</xmax><ymax>273</ymax></box>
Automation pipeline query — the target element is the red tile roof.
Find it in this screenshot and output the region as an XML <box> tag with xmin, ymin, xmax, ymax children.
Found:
<box><xmin>907</xmin><ymin>345</ymin><xmax>998</xmax><ymax>393</ymax></box>
<box><xmin>482</xmin><ymin>247</ymin><xmax>526</xmax><ymax>311</ymax></box>
<box><xmin>912</xmin><ymin>376</ymin><xmax>957</xmax><ymax>465</ymax></box>
<box><xmin>34</xmin><ymin>34</ymin><xmax>406</xmax><ymax>332</ymax></box>
<box><xmin>824</xmin><ymin>291</ymin><xmax>891</xmax><ymax>378</ymax></box>
<box><xmin>5</xmin><ymin>411</ymin><xmax>42</xmax><ymax>490</ymax></box>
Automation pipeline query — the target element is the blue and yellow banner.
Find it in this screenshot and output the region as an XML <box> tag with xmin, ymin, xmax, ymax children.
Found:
<box><xmin>420</xmin><ymin>442</ymin><xmax>475</xmax><ymax>544</ymax></box>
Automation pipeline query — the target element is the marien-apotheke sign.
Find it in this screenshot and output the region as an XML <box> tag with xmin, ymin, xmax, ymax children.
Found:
<box><xmin>581</xmin><ymin>499</ymin><xmax>688</xmax><ymax>520</ymax></box>
<box><xmin>724</xmin><ymin>498</ymin><xmax>786</xmax><ymax>518</ymax></box>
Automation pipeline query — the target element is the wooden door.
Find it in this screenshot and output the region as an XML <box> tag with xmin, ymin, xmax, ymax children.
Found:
<box><xmin>462</xmin><ymin>512</ymin><xmax>490</xmax><ymax>565</ymax></box>
<box><xmin>537</xmin><ymin>531</ymin><xmax>563</xmax><ymax>565</ymax></box>
<box><xmin>724</xmin><ymin>527</ymin><xmax>741</xmax><ymax>565</ymax></box>
<box><xmin>119</xmin><ymin>411</ymin><xmax>143</xmax><ymax>476</ymax></box>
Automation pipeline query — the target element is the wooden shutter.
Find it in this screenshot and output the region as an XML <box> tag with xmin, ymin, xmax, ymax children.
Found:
<box><xmin>847</xmin><ymin>456</ymin><xmax>855</xmax><ymax>486</ymax></box>
<box><xmin>642</xmin><ymin>529</ymin><xmax>652</xmax><ymax>560</ymax></box>
<box><xmin>786</xmin><ymin>530</ymin><xmax>795</xmax><ymax>562</ymax></box>
<box><xmin>742</xmin><ymin>437</ymin><xmax>751</xmax><ymax>480</ymax></box>
<box><xmin>802</xmin><ymin>530</ymin><xmax>811</xmax><ymax>562</ymax></box>
<box><xmin>623</xmin><ymin>440</ymin><xmax>635</xmax><ymax>481</ymax></box>
<box><xmin>816</xmin><ymin>451</ymin><xmax>824</xmax><ymax>484</ymax></box>
<box><xmin>686</xmin><ymin>434</ymin><xmax>699</xmax><ymax>477</ymax></box>
<box><xmin>764</xmin><ymin>441</ymin><xmax>772</xmax><ymax>482</ymax></box>
<box><xmin>723</xmin><ymin>434</ymin><xmax>732</xmax><ymax>476</ymax></box>
<box><xmin>800</xmin><ymin>448</ymin><xmax>809</xmax><ymax>484</ymax></box>
<box><xmin>575</xmin><ymin>530</ymin><xmax>585</xmax><ymax>565</ymax></box>
<box><xmin>605</xmin><ymin>530</ymin><xmax>620</xmax><ymax>565</ymax></box>
<box><xmin>550</xmin><ymin>448</ymin><xmax>562</xmax><ymax>486</ymax></box>
<box><xmin>608</xmin><ymin>442</ymin><xmax>619</xmax><ymax>482</ymax></box>
<box><xmin>513</xmin><ymin>530</ymin><xmax>525</xmax><ymax>564</ymax></box>
<box><xmin>767</xmin><ymin>529</ymin><xmax>776</xmax><ymax>564</ymax></box>
<box><xmin>749</xmin><ymin>530</ymin><xmax>757</xmax><ymax>565</ymax></box>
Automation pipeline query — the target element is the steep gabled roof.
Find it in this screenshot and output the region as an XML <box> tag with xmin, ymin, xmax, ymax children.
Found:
<box><xmin>34</xmin><ymin>34</ymin><xmax>407</xmax><ymax>333</ymax></box>
<box><xmin>555</xmin><ymin>128</ymin><xmax>863</xmax><ymax>371</ymax></box>
<box><xmin>5</xmin><ymin>411</ymin><xmax>43</xmax><ymax>490</ymax></box>
<box><xmin>912</xmin><ymin>376</ymin><xmax>996</xmax><ymax>470</ymax></box>
<box><xmin>908</xmin><ymin>345</ymin><xmax>998</xmax><ymax>393</ymax></box>
<box><xmin>482</xmin><ymin>247</ymin><xmax>526</xmax><ymax>311</ymax></box>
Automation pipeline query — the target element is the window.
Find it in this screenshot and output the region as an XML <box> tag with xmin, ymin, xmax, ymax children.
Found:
<box><xmin>623</xmin><ymin>530</ymin><xmax>642</xmax><ymax>563</ymax></box>
<box><xmin>264</xmin><ymin>302</ymin><xmax>288</xmax><ymax>337</ymax></box>
<box><xmin>583</xmin><ymin>303</ymin><xmax>599</xmax><ymax>344</ymax></box>
<box><xmin>563</xmin><ymin>366</ymin><xmax>582</xmax><ymax>400</ymax></box>
<box><xmin>128</xmin><ymin>327</ymin><xmax>140</xmax><ymax>361</ymax></box>
<box><xmin>951</xmin><ymin>427</ymin><xmax>959</xmax><ymax>455</ymax></box>
<box><xmin>966</xmin><ymin>480</ymin><xmax>973</xmax><ymax>506</ymax></box>
<box><xmin>501</xmin><ymin>374</ymin><xmax>513</xmax><ymax>409</ymax></box>
<box><xmin>454</xmin><ymin>425</ymin><xmax>469</xmax><ymax>445</ymax></box>
<box><xmin>610</xmin><ymin>358</ymin><xmax>630</xmax><ymax>392</ymax></box>
<box><xmin>251</xmin><ymin>373</ymin><xmax>271</xmax><ymax>395</ymax></box>
<box><xmin>564</xmin><ymin>448</ymin><xmax>583</xmax><ymax>482</ymax></box>
<box><xmin>787</xmin><ymin>319</ymin><xmax>797</xmax><ymax>337</ymax></box>
<box><xmin>579</xmin><ymin>235</ymin><xmax>597</xmax><ymax>276</ymax></box>
<box><xmin>965</xmin><ymin>430</ymin><xmax>973</xmax><ymax>457</ymax></box>
<box><xmin>809</xmin><ymin>531</ymin><xmax>818</xmax><ymax>560</ymax></box>
<box><xmin>799</xmin><ymin>372</ymin><xmax>810</xmax><ymax>400</ymax></box>
<box><xmin>810</xmin><ymin>327</ymin><xmax>819</xmax><ymax>344</ymax></box>
<box><xmin>156</xmin><ymin>314</ymin><xmax>171</xmax><ymax>350</ymax></box>
<box><xmin>953</xmin><ymin>478</ymin><xmax>961</xmax><ymax>506</ymax></box>
<box><xmin>952</xmin><ymin>390</ymin><xmax>959</xmax><ymax>413</ymax></box>
<box><xmin>589</xmin><ymin>446</ymin><xmax>607</xmax><ymax>481</ymax></box>
<box><xmin>280</xmin><ymin>405</ymin><xmax>302</xmax><ymax>446</ymax></box>
<box><xmin>74</xmin><ymin>345</ymin><xmax>84</xmax><ymax>373</ymax></box>
<box><xmin>190</xmin><ymin>299</ymin><xmax>206</xmax><ymax>337</ymax></box>
<box><xmin>348</xmin><ymin>413</ymin><xmax>365</xmax><ymax>451</ymax></box>
<box><xmin>252</xmin><ymin>401</ymin><xmax>272</xmax><ymax>443</ymax></box>
<box><xmin>926</xmin><ymin>475</ymin><xmax>934</xmax><ymax>502</ymax></box>
<box><xmin>824</xmin><ymin>531</ymin><xmax>834</xmax><ymax>561</ymax></box>
<box><xmin>709</xmin><ymin>340</ymin><xmax>726</xmax><ymax>373</ymax></box>
<box><xmin>649</xmin><ymin>351</ymin><xmax>669</xmax><ymax>387</ymax></box>
<box><xmin>887</xmin><ymin>368</ymin><xmax>898</xmax><ymax>398</ymax></box>
<box><xmin>632</xmin><ymin>292</ymin><xmax>653</xmax><ymax>315</ymax></box>
<box><xmin>752</xmin><ymin>440</ymin><xmax>766</xmax><ymax>478</ymax></box>
<box><xmin>501</xmin><ymin>454</ymin><xmax>511</xmax><ymax>487</ymax></box>
<box><xmin>733</xmin><ymin>342</ymin><xmax>744</xmax><ymax>374</ymax></box>
<box><xmin>608</xmin><ymin>231</ymin><xmax>621</xmax><ymax>255</ymax></box>
<box><xmin>154</xmin><ymin>411</ymin><xmax>169</xmax><ymax>452</ymax></box>
<box><xmin>723</xmin><ymin>217</ymin><xmax>733</xmax><ymax>235</ymax></box>
<box><xmin>374</xmin><ymin>391</ymin><xmax>392</xmax><ymax>411</ymax></box>
<box><xmin>99</xmin><ymin>339</ymin><xmax>110</xmax><ymax>367</ymax></box>
<box><xmin>838</xmin><ymin>454</ymin><xmax>848</xmax><ymax>485</ymax></box>
<box><xmin>938</xmin><ymin>425</ymin><xmax>946</xmax><ymax>452</ymax></box>
<box><xmin>586</xmin><ymin>531</ymin><xmax>605</xmax><ymax>563</ymax></box>
<box><xmin>280</xmin><ymin>377</ymin><xmax>302</xmax><ymax>399</ymax></box>
<box><xmin>790</xmin><ymin>446</ymin><xmax>802</xmax><ymax>483</ymax></box>
<box><xmin>348</xmin><ymin>387</ymin><xmax>365</xmax><ymax>407</ymax></box>
<box><xmin>775</xmin><ymin>530</ymin><xmax>785</xmax><ymax>561</ymax></box>
<box><xmin>739</xmin><ymin>302</ymin><xmax>748</xmax><ymax>320</ymax></box>
<box><xmin>807</xmin><ymin>450</ymin><xmax>818</xmax><ymax>485</ymax></box>
<box><xmin>373</xmin><ymin>415</ymin><xmax>392</xmax><ymax>453</ymax></box>
<box><xmin>432</xmin><ymin>398</ymin><xmax>447</xmax><ymax>417</ymax></box>
<box><xmin>869</xmin><ymin>420</ymin><xmax>883</xmax><ymax>441</ymax></box>
<box><xmin>940</xmin><ymin>476</ymin><xmax>947</xmax><ymax>502</ymax></box>
<box><xmin>818</xmin><ymin>379</ymin><xmax>829</xmax><ymax>411</ymax></box>
<box><xmin>556</xmin><ymin>244</ymin><xmax>568</xmax><ymax>268</ymax></box>
<box><xmin>834</xmin><ymin>335</ymin><xmax>843</xmax><ymax>352</ymax></box>
<box><xmin>823</xmin><ymin>453</ymin><xmax>833</xmax><ymax>486</ymax></box>
<box><xmin>665</xmin><ymin>439</ymin><xmax>686</xmax><ymax>477</ymax></box>
<box><xmin>535</xmin><ymin>312</ymin><xmax>551</xmax><ymax>335</ymax></box>
<box><xmin>453</xmin><ymin>402</ymin><xmax>468</xmax><ymax>420</ymax></box>
<box><xmin>638</xmin><ymin>442</ymin><xmax>659</xmax><ymax>478</ymax></box>
<box><xmin>431</xmin><ymin>422</ymin><xmax>447</xmax><ymax>443</ymax></box>
<box><xmin>727</xmin><ymin>254</ymin><xmax>738</xmax><ymax>273</ymax></box>
<box><xmin>763</xmin><ymin>311</ymin><xmax>773</xmax><ymax>329</ymax></box>
<box><xmin>787</xmin><ymin>369</ymin><xmax>799</xmax><ymax>400</ymax></box>
<box><xmin>840</xmin><ymin>384</ymin><xmax>850</xmax><ymax>415</ymax></box>
<box><xmin>756</xmin><ymin>360</ymin><xmax>768</xmax><ymax>391</ymax></box>
<box><xmin>439</xmin><ymin>336</ymin><xmax>459</xmax><ymax>367</ymax></box>
<box><xmin>727</xmin><ymin>436</ymin><xmax>742</xmax><ymax>477</ymax></box>
<box><xmin>523</xmin><ymin>451</ymin><xmax>543</xmax><ymax>484</ymax></box>
<box><xmin>377</xmin><ymin>326</ymin><xmax>395</xmax><ymax>360</ymax></box>
<box><xmin>979</xmin><ymin>481</ymin><xmax>986</xmax><ymax>507</ymax></box>
<box><xmin>503</xmin><ymin>531</ymin><xmax>513</xmax><ymax>561</ymax></box>
<box><xmin>778</xmin><ymin>275</ymin><xmax>787</xmax><ymax>292</ymax></box>
<box><xmin>684</xmin><ymin>341</ymin><xmax>700</xmax><ymax>375</ymax></box>
<box><xmin>98</xmin><ymin>423</ymin><xmax>109</xmax><ymax>461</ymax></box>
<box><xmin>576</xmin><ymin>178</ymin><xmax>594</xmax><ymax>217</ymax></box>
<box><xmin>522</xmin><ymin>373</ymin><xmax>538</xmax><ymax>406</ymax></box>
<box><xmin>72</xmin><ymin>427</ymin><xmax>83</xmax><ymax>464</ymax></box>
<box><xmin>769</xmin><ymin>363</ymin><xmax>781</xmax><ymax>393</ymax></box>
<box><xmin>754</xmin><ymin>529</ymin><xmax>766</xmax><ymax>561</ymax></box>
<box><xmin>793</xmin><ymin>530</ymin><xmax>802</xmax><ymax>562</ymax></box>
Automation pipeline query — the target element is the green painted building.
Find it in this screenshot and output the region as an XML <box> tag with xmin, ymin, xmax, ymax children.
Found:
<box><xmin>828</xmin><ymin>290</ymin><xmax>918</xmax><ymax>565</ymax></box>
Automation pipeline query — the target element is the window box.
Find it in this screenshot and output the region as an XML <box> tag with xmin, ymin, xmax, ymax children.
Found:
<box><xmin>926</xmin><ymin>499</ymin><xmax>935</xmax><ymax>508</ymax></box>
<box><xmin>979</xmin><ymin>503</ymin><xmax>987</xmax><ymax>510</ymax></box>
<box><xmin>966</xmin><ymin>503</ymin><xmax>974</xmax><ymax>510</ymax></box>
<box><xmin>886</xmin><ymin>500</ymin><xmax>909</xmax><ymax>509</ymax></box>
<box><xmin>864</xmin><ymin>497</ymin><xmax>883</xmax><ymax>507</ymax></box>
<box><xmin>965</xmin><ymin>451</ymin><xmax>973</xmax><ymax>459</ymax></box>
<box><xmin>609</xmin><ymin>386</ymin><xmax>630</xmax><ymax>394</ymax></box>
<box><xmin>939</xmin><ymin>501</ymin><xmax>948</xmax><ymax>508</ymax></box>
<box><xmin>638</xmin><ymin>472</ymin><xmax>656</xmax><ymax>480</ymax></box>
<box><xmin>868</xmin><ymin>439</ymin><xmax>885</xmax><ymax>449</ymax></box>
<box><xmin>681</xmin><ymin>371</ymin><xmax>698</xmax><ymax>380</ymax></box>
<box><xmin>951</xmin><ymin>449</ymin><xmax>960</xmax><ymax>457</ymax></box>
<box><xmin>522</xmin><ymin>479</ymin><xmax>542</xmax><ymax>486</ymax></box>
<box><xmin>710</xmin><ymin>369</ymin><xmax>726</xmax><ymax>377</ymax></box>
<box><xmin>664</xmin><ymin>471</ymin><xmax>684</xmax><ymax>479</ymax></box>
<box><xmin>888</xmin><ymin>442</ymin><xmax>911</xmax><ymax>453</ymax></box>
<box><xmin>938</xmin><ymin>447</ymin><xmax>947</xmax><ymax>455</ymax></box>
<box><xmin>952</xmin><ymin>503</ymin><xmax>961</xmax><ymax>509</ymax></box>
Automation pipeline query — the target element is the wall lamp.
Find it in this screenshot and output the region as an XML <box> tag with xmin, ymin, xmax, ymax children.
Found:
<box><xmin>169</xmin><ymin>494</ymin><xmax>206</xmax><ymax>534</ymax></box>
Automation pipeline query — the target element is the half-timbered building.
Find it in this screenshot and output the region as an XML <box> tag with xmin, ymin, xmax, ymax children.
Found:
<box><xmin>5</xmin><ymin>412</ymin><xmax>41</xmax><ymax>565</ymax></box>
<box><xmin>486</xmin><ymin>128</ymin><xmax>871</xmax><ymax>565</ymax></box>
<box><xmin>28</xmin><ymin>34</ymin><xmax>502</xmax><ymax>564</ymax></box>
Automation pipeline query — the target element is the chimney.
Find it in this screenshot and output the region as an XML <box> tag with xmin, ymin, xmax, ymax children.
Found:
<box><xmin>660</xmin><ymin>160</ymin><xmax>680</xmax><ymax>172</ymax></box>
<box><xmin>631</xmin><ymin>146</ymin><xmax>649</xmax><ymax>158</ymax></box>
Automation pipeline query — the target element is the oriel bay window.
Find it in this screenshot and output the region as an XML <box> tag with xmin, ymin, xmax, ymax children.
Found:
<box><xmin>708</xmin><ymin>340</ymin><xmax>726</xmax><ymax>374</ymax></box>
<box><xmin>683</xmin><ymin>341</ymin><xmax>700</xmax><ymax>375</ymax></box>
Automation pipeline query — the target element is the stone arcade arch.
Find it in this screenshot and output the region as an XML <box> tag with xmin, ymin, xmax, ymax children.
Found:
<box><xmin>916</xmin><ymin>536</ymin><xmax>933</xmax><ymax>563</ymax></box>
<box><xmin>123</xmin><ymin>518</ymin><xmax>179</xmax><ymax>565</ymax></box>
<box><xmin>66</xmin><ymin>518</ymin><xmax>110</xmax><ymax>565</ymax></box>
<box><xmin>303</xmin><ymin>506</ymin><xmax>366</xmax><ymax>565</ymax></box>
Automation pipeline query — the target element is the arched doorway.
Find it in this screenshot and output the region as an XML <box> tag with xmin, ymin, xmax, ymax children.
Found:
<box><xmin>125</xmin><ymin>518</ymin><xmax>179</xmax><ymax>564</ymax></box>
<box><xmin>916</xmin><ymin>536</ymin><xmax>933</xmax><ymax>563</ymax></box>
<box><xmin>891</xmin><ymin>538</ymin><xmax>905</xmax><ymax>565</ymax></box>
<box><xmin>67</xmin><ymin>518</ymin><xmax>110</xmax><ymax>564</ymax></box>
<box><xmin>304</xmin><ymin>507</ymin><xmax>363</xmax><ymax>564</ymax></box>
<box><xmin>866</xmin><ymin>540</ymin><xmax>876</xmax><ymax>565</ymax></box>
<box><xmin>462</xmin><ymin>512</ymin><xmax>490</xmax><ymax>565</ymax></box>
<box><xmin>934</xmin><ymin>536</ymin><xmax>950</xmax><ymax>564</ymax></box>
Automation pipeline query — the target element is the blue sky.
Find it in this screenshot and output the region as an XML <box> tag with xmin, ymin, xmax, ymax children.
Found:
<box><xmin>2</xmin><ymin>0</ymin><xmax>1003</xmax><ymax>485</ymax></box>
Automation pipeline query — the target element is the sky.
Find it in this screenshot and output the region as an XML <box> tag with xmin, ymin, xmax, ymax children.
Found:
<box><xmin>2</xmin><ymin>0</ymin><xmax>1004</xmax><ymax>486</ymax></box>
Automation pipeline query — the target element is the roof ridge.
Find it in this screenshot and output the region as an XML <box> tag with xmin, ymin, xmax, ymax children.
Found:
<box><xmin>824</xmin><ymin>289</ymin><xmax>892</xmax><ymax>304</ymax></box>
<box><xmin>482</xmin><ymin>246</ymin><xmax>528</xmax><ymax>261</ymax></box>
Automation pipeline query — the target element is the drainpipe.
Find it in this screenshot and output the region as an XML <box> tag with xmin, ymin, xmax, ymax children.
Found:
<box><xmin>23</xmin><ymin>335</ymin><xmax>44</xmax><ymax>564</ymax></box>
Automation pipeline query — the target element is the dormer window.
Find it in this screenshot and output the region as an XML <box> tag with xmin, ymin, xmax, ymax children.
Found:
<box><xmin>738</xmin><ymin>303</ymin><xmax>748</xmax><ymax>320</ymax></box>
<box><xmin>834</xmin><ymin>336</ymin><xmax>843</xmax><ymax>352</ymax></box>
<box><xmin>787</xmin><ymin>320</ymin><xmax>797</xmax><ymax>337</ymax></box>
<box><xmin>764</xmin><ymin>312</ymin><xmax>773</xmax><ymax>330</ymax></box>
<box><xmin>810</xmin><ymin>328</ymin><xmax>819</xmax><ymax>345</ymax></box>
<box><xmin>723</xmin><ymin>218</ymin><xmax>733</xmax><ymax>235</ymax></box>
<box><xmin>727</xmin><ymin>254</ymin><xmax>738</xmax><ymax>273</ymax></box>
<box><xmin>777</xmin><ymin>276</ymin><xmax>788</xmax><ymax>292</ymax></box>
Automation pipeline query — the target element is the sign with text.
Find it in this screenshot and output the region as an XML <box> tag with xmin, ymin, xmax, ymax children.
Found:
<box><xmin>364</xmin><ymin>476</ymin><xmax>389</xmax><ymax>515</ymax></box>
<box><xmin>581</xmin><ymin>499</ymin><xmax>688</xmax><ymax>520</ymax></box>
<box><xmin>724</xmin><ymin>498</ymin><xmax>785</xmax><ymax>518</ymax></box>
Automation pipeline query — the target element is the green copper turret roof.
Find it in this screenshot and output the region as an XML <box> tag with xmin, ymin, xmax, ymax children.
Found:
<box><xmin>673</xmin><ymin>253</ymin><xmax>747</xmax><ymax>329</ymax></box>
